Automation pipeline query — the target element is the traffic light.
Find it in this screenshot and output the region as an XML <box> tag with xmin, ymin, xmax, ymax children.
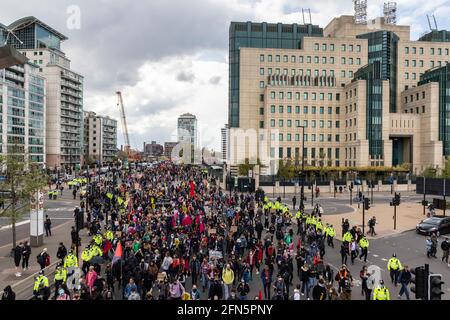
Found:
<box><xmin>364</xmin><ymin>197</ymin><xmax>370</xmax><ymax>210</ymax></box>
<box><xmin>395</xmin><ymin>193</ymin><xmax>401</xmax><ymax>205</ymax></box>
<box><xmin>411</xmin><ymin>266</ymin><xmax>427</xmax><ymax>299</ymax></box>
<box><xmin>429</xmin><ymin>274</ymin><xmax>445</xmax><ymax>300</ymax></box>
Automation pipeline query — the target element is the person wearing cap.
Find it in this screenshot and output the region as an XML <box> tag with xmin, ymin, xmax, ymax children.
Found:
<box><xmin>387</xmin><ymin>253</ymin><xmax>402</xmax><ymax>286</ymax></box>
<box><xmin>373</xmin><ymin>280</ymin><xmax>390</xmax><ymax>300</ymax></box>
<box><xmin>33</xmin><ymin>270</ymin><xmax>50</xmax><ymax>300</ymax></box>
<box><xmin>359</xmin><ymin>237</ymin><xmax>369</xmax><ymax>262</ymax></box>
<box><xmin>64</xmin><ymin>250</ymin><xmax>78</xmax><ymax>268</ymax></box>
<box><xmin>54</xmin><ymin>264</ymin><xmax>67</xmax><ymax>299</ymax></box>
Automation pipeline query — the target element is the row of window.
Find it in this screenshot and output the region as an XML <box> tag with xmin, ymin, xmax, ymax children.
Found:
<box><xmin>267</xmin><ymin>119</ymin><xmax>340</xmax><ymax>129</ymax></box>
<box><xmin>404</xmin><ymin>59</ymin><xmax>449</xmax><ymax>68</ymax></box>
<box><xmin>269</xmin><ymin>91</ymin><xmax>341</xmax><ymax>101</ymax></box>
<box><xmin>260</xmin><ymin>56</ymin><xmax>362</xmax><ymax>66</ymax></box>
<box><xmin>274</xmin><ymin>147</ymin><xmax>340</xmax><ymax>162</ymax></box>
<box><xmin>264</xmin><ymin>105</ymin><xmax>340</xmax><ymax>115</ymax></box>
<box><xmin>275</xmin><ymin>133</ymin><xmax>339</xmax><ymax>142</ymax></box>
<box><xmin>261</xmin><ymin>68</ymin><xmax>355</xmax><ymax>78</ymax></box>
<box><xmin>259</xmin><ymin>44</ymin><xmax>362</xmax><ymax>63</ymax></box>
<box><xmin>404</xmin><ymin>91</ymin><xmax>426</xmax><ymax>103</ymax></box>
<box><xmin>404</xmin><ymin>47</ymin><xmax>450</xmax><ymax>56</ymax></box>
<box><xmin>313</xmin><ymin>43</ymin><xmax>362</xmax><ymax>53</ymax></box>
<box><xmin>404</xmin><ymin>106</ymin><xmax>425</xmax><ymax>114</ymax></box>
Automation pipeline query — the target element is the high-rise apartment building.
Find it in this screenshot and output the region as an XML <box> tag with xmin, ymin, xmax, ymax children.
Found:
<box><xmin>221</xmin><ymin>124</ymin><xmax>229</xmax><ymax>163</ymax></box>
<box><xmin>177</xmin><ymin>113</ymin><xmax>197</xmax><ymax>146</ymax></box>
<box><xmin>229</xmin><ymin>13</ymin><xmax>450</xmax><ymax>175</ymax></box>
<box><xmin>4</xmin><ymin>17</ymin><xmax>84</xmax><ymax>170</ymax></box>
<box><xmin>83</xmin><ymin>111</ymin><xmax>117</xmax><ymax>165</ymax></box>
<box><xmin>0</xmin><ymin>62</ymin><xmax>46</xmax><ymax>165</ymax></box>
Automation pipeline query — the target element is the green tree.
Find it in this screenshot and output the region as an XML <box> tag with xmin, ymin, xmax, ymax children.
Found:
<box><xmin>441</xmin><ymin>158</ymin><xmax>450</xmax><ymax>179</ymax></box>
<box><xmin>0</xmin><ymin>153</ymin><xmax>48</xmax><ymax>248</ymax></box>
<box><xmin>238</xmin><ymin>158</ymin><xmax>263</xmax><ymax>176</ymax></box>
<box><xmin>421</xmin><ymin>165</ymin><xmax>437</xmax><ymax>178</ymax></box>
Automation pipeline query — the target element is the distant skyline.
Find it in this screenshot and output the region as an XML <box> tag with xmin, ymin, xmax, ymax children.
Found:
<box><xmin>1</xmin><ymin>0</ymin><xmax>449</xmax><ymax>151</ymax></box>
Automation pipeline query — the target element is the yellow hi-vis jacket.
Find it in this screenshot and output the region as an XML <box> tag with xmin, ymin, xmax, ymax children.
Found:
<box><xmin>54</xmin><ymin>268</ymin><xmax>67</xmax><ymax>282</ymax></box>
<box><xmin>387</xmin><ymin>258</ymin><xmax>402</xmax><ymax>271</ymax></box>
<box><xmin>33</xmin><ymin>275</ymin><xmax>49</xmax><ymax>292</ymax></box>
<box><xmin>63</xmin><ymin>254</ymin><xmax>78</xmax><ymax>268</ymax></box>
<box><xmin>373</xmin><ymin>286</ymin><xmax>390</xmax><ymax>300</ymax></box>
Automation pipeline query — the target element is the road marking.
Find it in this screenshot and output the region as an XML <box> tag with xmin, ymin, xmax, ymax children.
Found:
<box><xmin>372</xmin><ymin>254</ymin><xmax>379</xmax><ymax>257</ymax></box>
<box><xmin>0</xmin><ymin>219</ymin><xmax>30</xmax><ymax>230</ymax></box>
<box><xmin>381</xmin><ymin>258</ymin><xmax>388</xmax><ymax>261</ymax></box>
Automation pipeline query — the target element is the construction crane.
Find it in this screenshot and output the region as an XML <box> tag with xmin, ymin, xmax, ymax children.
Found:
<box><xmin>116</xmin><ymin>91</ymin><xmax>141</xmax><ymax>162</ymax></box>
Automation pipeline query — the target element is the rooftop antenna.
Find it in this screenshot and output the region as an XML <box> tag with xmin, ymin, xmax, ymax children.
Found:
<box><xmin>308</xmin><ymin>8</ymin><xmax>312</xmax><ymax>24</ymax></box>
<box><xmin>383</xmin><ymin>2</ymin><xmax>397</xmax><ymax>25</ymax></box>
<box><xmin>426</xmin><ymin>14</ymin><xmax>433</xmax><ymax>31</ymax></box>
<box><xmin>353</xmin><ymin>0</ymin><xmax>368</xmax><ymax>25</ymax></box>
<box><xmin>432</xmin><ymin>14</ymin><xmax>438</xmax><ymax>30</ymax></box>
<box><xmin>302</xmin><ymin>8</ymin><xmax>306</xmax><ymax>25</ymax></box>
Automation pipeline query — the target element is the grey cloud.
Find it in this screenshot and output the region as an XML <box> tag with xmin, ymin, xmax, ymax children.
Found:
<box><xmin>209</xmin><ymin>76</ymin><xmax>221</xmax><ymax>85</ymax></box>
<box><xmin>176</xmin><ymin>71</ymin><xmax>195</xmax><ymax>83</ymax></box>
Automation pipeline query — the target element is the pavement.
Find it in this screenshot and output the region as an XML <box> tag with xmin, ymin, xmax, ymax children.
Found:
<box><xmin>0</xmin><ymin>186</ymin><xmax>88</xmax><ymax>295</ymax></box>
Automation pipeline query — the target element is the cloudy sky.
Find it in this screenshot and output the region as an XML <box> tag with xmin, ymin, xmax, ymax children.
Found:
<box><xmin>2</xmin><ymin>0</ymin><xmax>450</xmax><ymax>150</ymax></box>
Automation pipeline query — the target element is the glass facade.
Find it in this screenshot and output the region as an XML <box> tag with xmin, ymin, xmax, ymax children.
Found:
<box><xmin>354</xmin><ymin>61</ymin><xmax>383</xmax><ymax>158</ymax></box>
<box><xmin>357</xmin><ymin>31</ymin><xmax>399</xmax><ymax>113</ymax></box>
<box><xmin>229</xmin><ymin>22</ymin><xmax>323</xmax><ymax>127</ymax></box>
<box><xmin>419</xmin><ymin>30</ymin><xmax>450</xmax><ymax>42</ymax></box>
<box><xmin>0</xmin><ymin>64</ymin><xmax>45</xmax><ymax>164</ymax></box>
<box><xmin>419</xmin><ymin>64</ymin><xmax>450</xmax><ymax>156</ymax></box>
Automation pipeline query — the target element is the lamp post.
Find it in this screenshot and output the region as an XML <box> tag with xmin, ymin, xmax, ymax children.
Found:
<box><xmin>298</xmin><ymin>126</ymin><xmax>306</xmax><ymax>212</ymax></box>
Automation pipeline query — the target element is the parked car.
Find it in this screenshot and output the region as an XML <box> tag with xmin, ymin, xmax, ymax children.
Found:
<box><xmin>416</xmin><ymin>215</ymin><xmax>450</xmax><ymax>236</ymax></box>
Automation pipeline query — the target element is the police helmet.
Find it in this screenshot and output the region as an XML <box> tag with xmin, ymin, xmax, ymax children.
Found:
<box><xmin>392</xmin><ymin>253</ymin><xmax>396</xmax><ymax>257</ymax></box>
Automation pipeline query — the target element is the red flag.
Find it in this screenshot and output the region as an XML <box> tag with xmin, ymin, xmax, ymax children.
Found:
<box><xmin>112</xmin><ymin>241</ymin><xmax>122</xmax><ymax>265</ymax></box>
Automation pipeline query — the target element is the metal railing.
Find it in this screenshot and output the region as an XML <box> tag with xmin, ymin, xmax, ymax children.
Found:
<box><xmin>0</xmin><ymin>261</ymin><xmax>59</xmax><ymax>300</ymax></box>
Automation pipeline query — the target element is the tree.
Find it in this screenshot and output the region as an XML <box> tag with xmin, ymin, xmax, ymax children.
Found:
<box><xmin>238</xmin><ymin>158</ymin><xmax>263</xmax><ymax>176</ymax></box>
<box><xmin>0</xmin><ymin>153</ymin><xmax>48</xmax><ymax>248</ymax></box>
<box><xmin>421</xmin><ymin>165</ymin><xmax>437</xmax><ymax>178</ymax></box>
<box><xmin>441</xmin><ymin>158</ymin><xmax>450</xmax><ymax>179</ymax></box>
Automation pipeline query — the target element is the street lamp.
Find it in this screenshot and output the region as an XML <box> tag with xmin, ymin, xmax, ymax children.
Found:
<box><xmin>298</xmin><ymin>126</ymin><xmax>306</xmax><ymax>212</ymax></box>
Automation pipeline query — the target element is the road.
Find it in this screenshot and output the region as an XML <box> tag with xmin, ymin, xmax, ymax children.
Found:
<box><xmin>0</xmin><ymin>193</ymin><xmax>79</xmax><ymax>250</ymax></box>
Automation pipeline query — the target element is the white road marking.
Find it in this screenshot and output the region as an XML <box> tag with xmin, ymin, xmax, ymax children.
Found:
<box><xmin>0</xmin><ymin>219</ymin><xmax>30</xmax><ymax>230</ymax></box>
<box><xmin>381</xmin><ymin>258</ymin><xmax>388</xmax><ymax>261</ymax></box>
<box><xmin>373</xmin><ymin>254</ymin><xmax>379</xmax><ymax>257</ymax></box>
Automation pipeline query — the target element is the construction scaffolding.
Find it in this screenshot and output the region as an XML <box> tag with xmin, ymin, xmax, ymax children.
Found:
<box><xmin>383</xmin><ymin>1</ymin><xmax>397</xmax><ymax>25</ymax></box>
<box><xmin>353</xmin><ymin>0</ymin><xmax>367</xmax><ymax>25</ymax></box>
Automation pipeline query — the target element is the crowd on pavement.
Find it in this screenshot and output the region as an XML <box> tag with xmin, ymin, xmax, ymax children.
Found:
<box><xmin>2</xmin><ymin>161</ymin><xmax>450</xmax><ymax>301</ymax></box>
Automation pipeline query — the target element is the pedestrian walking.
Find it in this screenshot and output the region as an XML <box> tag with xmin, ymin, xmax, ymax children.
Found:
<box><xmin>441</xmin><ymin>237</ymin><xmax>450</xmax><ymax>266</ymax></box>
<box><xmin>36</xmin><ymin>248</ymin><xmax>50</xmax><ymax>270</ymax></box>
<box><xmin>387</xmin><ymin>253</ymin><xmax>402</xmax><ymax>286</ymax></box>
<box><xmin>13</xmin><ymin>243</ymin><xmax>23</xmax><ymax>277</ymax></box>
<box><xmin>44</xmin><ymin>215</ymin><xmax>52</xmax><ymax>236</ymax></box>
<box><xmin>397</xmin><ymin>265</ymin><xmax>411</xmax><ymax>300</ymax></box>
<box><xmin>22</xmin><ymin>241</ymin><xmax>31</xmax><ymax>270</ymax></box>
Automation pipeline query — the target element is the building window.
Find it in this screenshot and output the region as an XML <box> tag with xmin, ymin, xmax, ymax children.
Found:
<box><xmin>328</xmin><ymin>120</ymin><xmax>332</xmax><ymax>128</ymax></box>
<box><xmin>287</xmin><ymin>134</ymin><xmax>292</xmax><ymax>141</ymax></box>
<box><xmin>311</xmin><ymin>134</ymin><xmax>316</xmax><ymax>142</ymax></box>
<box><xmin>303</xmin><ymin>106</ymin><xmax>308</xmax><ymax>114</ymax></box>
<box><xmin>336</xmin><ymin>134</ymin><xmax>340</xmax><ymax>142</ymax></box>
<box><xmin>291</xmin><ymin>55</ymin><xmax>296</xmax><ymax>63</ymax></box>
<box><xmin>438</xmin><ymin>48</ymin><xmax>442</xmax><ymax>55</ymax></box>
<box><xmin>259</xmin><ymin>81</ymin><xmax>265</xmax><ymax>88</ymax></box>
<box><xmin>287</xmin><ymin>92</ymin><xmax>292</xmax><ymax>100</ymax></box>
<box><xmin>404</xmin><ymin>72</ymin><xmax>409</xmax><ymax>80</ymax></box>
<box><xmin>303</xmin><ymin>92</ymin><xmax>308</xmax><ymax>100</ymax></box>
<box><xmin>405</xmin><ymin>47</ymin><xmax>409</xmax><ymax>54</ymax></box>
<box><xmin>268</xmin><ymin>68</ymin><xmax>272</xmax><ymax>75</ymax></box>
<box><xmin>295</xmin><ymin>106</ymin><xmax>300</xmax><ymax>113</ymax></box>
<box><xmin>341</xmin><ymin>70</ymin><xmax>345</xmax><ymax>78</ymax></box>
<box><xmin>260</xmin><ymin>54</ymin><xmax>264</xmax><ymax>62</ymax></box>
<box><xmin>412</xmin><ymin>60</ymin><xmax>416</xmax><ymax>67</ymax></box>
<box><xmin>322</xmin><ymin>56</ymin><xmax>327</xmax><ymax>64</ymax></box>
<box><xmin>319</xmin><ymin>134</ymin><xmax>324</xmax><ymax>142</ymax></box>
<box><xmin>314</xmin><ymin>56</ymin><xmax>319</xmax><ymax>63</ymax></box>
<box><xmin>287</xmin><ymin>106</ymin><xmax>292</xmax><ymax>113</ymax></box>
<box><xmin>279</xmin><ymin>134</ymin><xmax>283</xmax><ymax>141</ymax></box>
<box><xmin>322</xmin><ymin>43</ymin><xmax>327</xmax><ymax>51</ymax></box>
<box><xmin>335</xmin><ymin>121</ymin><xmax>340</xmax><ymax>128</ymax></box>
<box><xmin>271</xmin><ymin>105</ymin><xmax>275</xmax><ymax>113</ymax></box>
<box><xmin>312</xmin><ymin>106</ymin><xmax>316</xmax><ymax>114</ymax></box>
<box><xmin>330</xmin><ymin>57</ymin><xmax>335</xmax><ymax>64</ymax></box>
<box><xmin>299</xmin><ymin>56</ymin><xmax>303</xmax><ymax>63</ymax></box>
<box><xmin>356</xmin><ymin>45</ymin><xmax>361</xmax><ymax>52</ymax></box>
<box><xmin>287</xmin><ymin>120</ymin><xmax>292</xmax><ymax>127</ymax></box>
<box><xmin>356</xmin><ymin>58</ymin><xmax>361</xmax><ymax>65</ymax></box>
<box><xmin>307</xmin><ymin>56</ymin><xmax>311</xmax><ymax>63</ymax></box>
<box><xmin>422</xmin><ymin>105</ymin><xmax>425</xmax><ymax>113</ymax></box>
<box><xmin>328</xmin><ymin>107</ymin><xmax>332</xmax><ymax>114</ymax></box>
<box><xmin>271</xmin><ymin>92</ymin><xmax>276</xmax><ymax>99</ymax></box>
<box><xmin>314</xmin><ymin>43</ymin><xmax>319</xmax><ymax>51</ymax></box>
<box><xmin>341</xmin><ymin>44</ymin><xmax>346</xmax><ymax>52</ymax></box>
<box><xmin>295</xmin><ymin>134</ymin><xmax>300</xmax><ymax>141</ymax></box>
<box><xmin>259</xmin><ymin>121</ymin><xmax>264</xmax><ymax>128</ymax></box>
<box><xmin>279</xmin><ymin>105</ymin><xmax>284</xmax><ymax>113</ymax></box>
<box><xmin>419</xmin><ymin>60</ymin><xmax>424</xmax><ymax>67</ymax></box>
<box><xmin>283</xmin><ymin>55</ymin><xmax>288</xmax><ymax>62</ymax></box>
<box><xmin>312</xmin><ymin>93</ymin><xmax>317</xmax><ymax>100</ymax></box>
<box><xmin>404</xmin><ymin>60</ymin><xmax>409</xmax><ymax>67</ymax></box>
<box><xmin>320</xmin><ymin>106</ymin><xmax>324</xmax><ymax>114</ymax></box>
<box><xmin>311</xmin><ymin>120</ymin><xmax>316</xmax><ymax>128</ymax></box>
<box><xmin>341</xmin><ymin>57</ymin><xmax>346</xmax><ymax>65</ymax></box>
<box><xmin>268</xmin><ymin>55</ymin><xmax>272</xmax><ymax>62</ymax></box>
<box><xmin>295</xmin><ymin>120</ymin><xmax>300</xmax><ymax>127</ymax></box>
<box><xmin>303</xmin><ymin>120</ymin><xmax>308</xmax><ymax>127</ymax></box>
<box><xmin>259</xmin><ymin>107</ymin><xmax>264</xmax><ymax>115</ymax></box>
<box><xmin>295</xmin><ymin>92</ymin><xmax>300</xmax><ymax>100</ymax></box>
<box><xmin>422</xmin><ymin>91</ymin><xmax>425</xmax><ymax>99</ymax></box>
<box><xmin>259</xmin><ymin>68</ymin><xmax>264</xmax><ymax>75</ymax></box>
<box><xmin>279</xmin><ymin>92</ymin><xmax>284</xmax><ymax>99</ymax></box>
<box><xmin>430</xmin><ymin>48</ymin><xmax>435</xmax><ymax>55</ymax></box>
<box><xmin>330</xmin><ymin>44</ymin><xmax>335</xmax><ymax>51</ymax></box>
<box><xmin>271</xmin><ymin>119</ymin><xmax>275</xmax><ymax>127</ymax></box>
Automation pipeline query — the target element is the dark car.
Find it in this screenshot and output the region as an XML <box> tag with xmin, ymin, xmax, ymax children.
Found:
<box><xmin>416</xmin><ymin>216</ymin><xmax>450</xmax><ymax>236</ymax></box>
